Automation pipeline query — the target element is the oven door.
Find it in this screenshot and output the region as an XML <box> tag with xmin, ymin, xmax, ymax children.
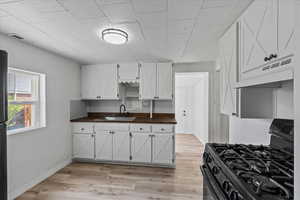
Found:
<box><xmin>201</xmin><ymin>166</ymin><xmax>228</xmax><ymax>200</ymax></box>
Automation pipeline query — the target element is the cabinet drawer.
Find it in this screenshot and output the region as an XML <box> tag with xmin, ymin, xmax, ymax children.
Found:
<box><xmin>94</xmin><ymin>123</ymin><xmax>129</xmax><ymax>132</ymax></box>
<box><xmin>130</xmin><ymin>124</ymin><xmax>151</xmax><ymax>132</ymax></box>
<box><xmin>152</xmin><ymin>124</ymin><xmax>174</xmax><ymax>133</ymax></box>
<box><xmin>72</xmin><ymin>123</ymin><xmax>94</xmax><ymax>133</ymax></box>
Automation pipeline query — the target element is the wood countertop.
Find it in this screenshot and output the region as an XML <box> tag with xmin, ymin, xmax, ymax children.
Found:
<box><xmin>70</xmin><ymin>112</ymin><xmax>177</xmax><ymax>124</ymax></box>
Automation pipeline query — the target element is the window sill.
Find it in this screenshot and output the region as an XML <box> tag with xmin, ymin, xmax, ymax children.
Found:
<box><xmin>7</xmin><ymin>126</ymin><xmax>46</xmax><ymax>136</ymax></box>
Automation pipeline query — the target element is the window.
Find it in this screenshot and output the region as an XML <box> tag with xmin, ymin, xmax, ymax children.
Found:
<box><xmin>7</xmin><ymin>68</ymin><xmax>46</xmax><ymax>134</ymax></box>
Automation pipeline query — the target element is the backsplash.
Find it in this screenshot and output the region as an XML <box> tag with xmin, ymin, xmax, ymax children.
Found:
<box><xmin>86</xmin><ymin>99</ymin><xmax>174</xmax><ymax>113</ymax></box>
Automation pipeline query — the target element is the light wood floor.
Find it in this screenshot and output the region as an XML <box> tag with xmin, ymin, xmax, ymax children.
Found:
<box><xmin>17</xmin><ymin>134</ymin><xmax>206</xmax><ymax>200</ymax></box>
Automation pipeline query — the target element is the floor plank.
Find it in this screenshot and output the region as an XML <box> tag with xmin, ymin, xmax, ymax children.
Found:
<box><xmin>16</xmin><ymin>134</ymin><xmax>206</xmax><ymax>200</ymax></box>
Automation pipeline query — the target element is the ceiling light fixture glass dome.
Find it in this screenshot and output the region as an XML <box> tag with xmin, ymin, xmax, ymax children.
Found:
<box><xmin>102</xmin><ymin>28</ymin><xmax>128</xmax><ymax>45</ymax></box>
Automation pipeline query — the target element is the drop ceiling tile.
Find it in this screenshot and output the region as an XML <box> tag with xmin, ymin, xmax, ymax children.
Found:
<box><xmin>202</xmin><ymin>0</ymin><xmax>237</xmax><ymax>9</ymax></box>
<box><xmin>137</xmin><ymin>12</ymin><xmax>167</xmax><ymax>29</ymax></box>
<box><xmin>131</xmin><ymin>0</ymin><xmax>167</xmax><ymax>13</ymax></box>
<box><xmin>23</xmin><ymin>0</ymin><xmax>65</xmax><ymax>13</ymax></box>
<box><xmin>0</xmin><ymin>9</ymin><xmax>9</xmax><ymax>17</ymax></box>
<box><xmin>168</xmin><ymin>0</ymin><xmax>204</xmax><ymax>20</ymax></box>
<box><xmin>168</xmin><ymin>19</ymin><xmax>194</xmax><ymax>36</ymax></box>
<box><xmin>95</xmin><ymin>0</ymin><xmax>130</xmax><ymax>5</ymax></box>
<box><xmin>57</xmin><ymin>0</ymin><xmax>105</xmax><ymax>19</ymax></box>
<box><xmin>101</xmin><ymin>3</ymin><xmax>137</xmax><ymax>23</ymax></box>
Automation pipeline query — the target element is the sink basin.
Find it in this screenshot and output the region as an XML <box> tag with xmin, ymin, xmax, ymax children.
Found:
<box><xmin>104</xmin><ymin>116</ymin><xmax>136</xmax><ymax>121</ymax></box>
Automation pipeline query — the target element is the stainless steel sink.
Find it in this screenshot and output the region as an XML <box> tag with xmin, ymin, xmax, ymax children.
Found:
<box><xmin>104</xmin><ymin>116</ymin><xmax>136</xmax><ymax>121</ymax></box>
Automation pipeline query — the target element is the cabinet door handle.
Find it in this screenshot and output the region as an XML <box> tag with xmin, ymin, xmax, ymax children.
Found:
<box><xmin>81</xmin><ymin>128</ymin><xmax>84</xmax><ymax>131</ymax></box>
<box><xmin>161</xmin><ymin>128</ymin><xmax>165</xmax><ymax>131</ymax></box>
<box><xmin>139</xmin><ymin>128</ymin><xmax>143</xmax><ymax>131</ymax></box>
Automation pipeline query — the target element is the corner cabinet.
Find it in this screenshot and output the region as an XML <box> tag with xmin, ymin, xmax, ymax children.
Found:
<box><xmin>71</xmin><ymin>123</ymin><xmax>175</xmax><ymax>168</ymax></box>
<box><xmin>219</xmin><ymin>23</ymin><xmax>238</xmax><ymax>116</ymax></box>
<box><xmin>140</xmin><ymin>62</ymin><xmax>173</xmax><ymax>100</ymax></box>
<box><xmin>81</xmin><ymin>64</ymin><xmax>119</xmax><ymax>100</ymax></box>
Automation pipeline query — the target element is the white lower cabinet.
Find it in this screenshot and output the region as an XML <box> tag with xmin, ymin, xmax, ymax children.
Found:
<box><xmin>72</xmin><ymin>123</ymin><xmax>175</xmax><ymax>167</ymax></box>
<box><xmin>95</xmin><ymin>131</ymin><xmax>113</xmax><ymax>160</ymax></box>
<box><xmin>113</xmin><ymin>131</ymin><xmax>130</xmax><ymax>162</ymax></box>
<box><xmin>73</xmin><ymin>133</ymin><xmax>94</xmax><ymax>159</ymax></box>
<box><xmin>152</xmin><ymin>134</ymin><xmax>174</xmax><ymax>165</ymax></box>
<box><xmin>131</xmin><ymin>132</ymin><xmax>152</xmax><ymax>163</ymax></box>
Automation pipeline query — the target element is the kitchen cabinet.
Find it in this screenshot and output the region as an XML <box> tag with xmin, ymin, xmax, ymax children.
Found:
<box><xmin>118</xmin><ymin>63</ymin><xmax>139</xmax><ymax>83</ymax></box>
<box><xmin>95</xmin><ymin>131</ymin><xmax>113</xmax><ymax>160</ymax></box>
<box><xmin>278</xmin><ymin>0</ymin><xmax>295</xmax><ymax>59</ymax></box>
<box><xmin>73</xmin><ymin>133</ymin><xmax>94</xmax><ymax>159</ymax></box>
<box><xmin>140</xmin><ymin>62</ymin><xmax>173</xmax><ymax>100</ymax></box>
<box><xmin>140</xmin><ymin>63</ymin><xmax>157</xmax><ymax>99</ymax></box>
<box><xmin>219</xmin><ymin>23</ymin><xmax>238</xmax><ymax>116</ymax></box>
<box><xmin>152</xmin><ymin>133</ymin><xmax>174</xmax><ymax>165</ymax></box>
<box><xmin>157</xmin><ymin>63</ymin><xmax>173</xmax><ymax>100</ymax></box>
<box><xmin>113</xmin><ymin>131</ymin><xmax>130</xmax><ymax>162</ymax></box>
<box><xmin>131</xmin><ymin>132</ymin><xmax>152</xmax><ymax>163</ymax></box>
<box><xmin>81</xmin><ymin>64</ymin><xmax>119</xmax><ymax>100</ymax></box>
<box><xmin>72</xmin><ymin>123</ymin><xmax>175</xmax><ymax>167</ymax></box>
<box><xmin>239</xmin><ymin>0</ymin><xmax>295</xmax><ymax>82</ymax></box>
<box><xmin>95</xmin><ymin>130</ymin><xmax>130</xmax><ymax>161</ymax></box>
<box><xmin>240</xmin><ymin>0</ymin><xmax>277</xmax><ymax>75</ymax></box>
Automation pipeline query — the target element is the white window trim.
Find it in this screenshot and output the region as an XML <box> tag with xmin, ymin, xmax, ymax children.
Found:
<box><xmin>7</xmin><ymin>67</ymin><xmax>46</xmax><ymax>135</ymax></box>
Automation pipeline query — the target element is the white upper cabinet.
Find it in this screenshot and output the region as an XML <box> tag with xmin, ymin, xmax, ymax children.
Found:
<box><xmin>157</xmin><ymin>63</ymin><xmax>173</xmax><ymax>100</ymax></box>
<box><xmin>238</xmin><ymin>0</ymin><xmax>295</xmax><ymax>83</ymax></box>
<box><xmin>118</xmin><ymin>63</ymin><xmax>139</xmax><ymax>82</ymax></box>
<box><xmin>140</xmin><ymin>62</ymin><xmax>173</xmax><ymax>100</ymax></box>
<box><xmin>278</xmin><ymin>0</ymin><xmax>295</xmax><ymax>58</ymax></box>
<box><xmin>81</xmin><ymin>64</ymin><xmax>119</xmax><ymax>100</ymax></box>
<box><xmin>219</xmin><ymin>24</ymin><xmax>238</xmax><ymax>116</ymax></box>
<box><xmin>140</xmin><ymin>63</ymin><xmax>157</xmax><ymax>100</ymax></box>
<box><xmin>240</xmin><ymin>0</ymin><xmax>277</xmax><ymax>74</ymax></box>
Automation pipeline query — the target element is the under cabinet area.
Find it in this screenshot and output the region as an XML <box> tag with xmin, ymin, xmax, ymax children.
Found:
<box><xmin>71</xmin><ymin>122</ymin><xmax>175</xmax><ymax>168</ymax></box>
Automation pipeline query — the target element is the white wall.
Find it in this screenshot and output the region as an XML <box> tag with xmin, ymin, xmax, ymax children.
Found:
<box><xmin>193</xmin><ymin>74</ymin><xmax>209</xmax><ymax>143</ymax></box>
<box><xmin>173</xmin><ymin>62</ymin><xmax>219</xmax><ymax>142</ymax></box>
<box><xmin>87</xmin><ymin>100</ymin><xmax>173</xmax><ymax>113</ymax></box>
<box><xmin>0</xmin><ymin>34</ymin><xmax>81</xmax><ymax>199</ymax></box>
<box><xmin>229</xmin><ymin>117</ymin><xmax>272</xmax><ymax>145</ymax></box>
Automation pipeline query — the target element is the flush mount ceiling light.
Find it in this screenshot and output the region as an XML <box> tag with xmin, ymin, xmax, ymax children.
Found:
<box><xmin>102</xmin><ymin>28</ymin><xmax>128</xmax><ymax>45</ymax></box>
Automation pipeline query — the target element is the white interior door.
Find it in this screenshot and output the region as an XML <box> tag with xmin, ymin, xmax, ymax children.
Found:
<box><xmin>175</xmin><ymin>86</ymin><xmax>193</xmax><ymax>134</ymax></box>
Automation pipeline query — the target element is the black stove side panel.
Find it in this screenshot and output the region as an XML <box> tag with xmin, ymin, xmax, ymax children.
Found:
<box><xmin>269</xmin><ymin>119</ymin><xmax>294</xmax><ymax>153</ymax></box>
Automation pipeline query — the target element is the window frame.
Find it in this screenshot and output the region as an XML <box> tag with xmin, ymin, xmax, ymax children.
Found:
<box><xmin>7</xmin><ymin>67</ymin><xmax>46</xmax><ymax>135</ymax></box>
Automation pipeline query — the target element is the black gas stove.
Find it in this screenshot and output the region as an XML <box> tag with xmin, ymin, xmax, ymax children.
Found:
<box><xmin>201</xmin><ymin>119</ymin><xmax>294</xmax><ymax>200</ymax></box>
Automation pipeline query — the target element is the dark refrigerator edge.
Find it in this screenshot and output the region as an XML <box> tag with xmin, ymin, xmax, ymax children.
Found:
<box><xmin>0</xmin><ymin>49</ymin><xmax>8</xmax><ymax>200</ymax></box>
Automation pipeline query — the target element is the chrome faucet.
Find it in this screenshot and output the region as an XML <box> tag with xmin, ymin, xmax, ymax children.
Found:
<box><xmin>120</xmin><ymin>104</ymin><xmax>126</xmax><ymax>114</ymax></box>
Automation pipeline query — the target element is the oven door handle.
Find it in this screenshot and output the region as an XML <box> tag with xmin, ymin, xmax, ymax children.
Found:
<box><xmin>201</xmin><ymin>166</ymin><xmax>228</xmax><ymax>200</ymax></box>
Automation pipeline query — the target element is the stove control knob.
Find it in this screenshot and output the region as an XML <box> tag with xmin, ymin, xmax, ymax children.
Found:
<box><xmin>222</xmin><ymin>181</ymin><xmax>231</xmax><ymax>192</ymax></box>
<box><xmin>212</xmin><ymin>166</ymin><xmax>219</xmax><ymax>174</ymax></box>
<box><xmin>230</xmin><ymin>191</ymin><xmax>239</xmax><ymax>200</ymax></box>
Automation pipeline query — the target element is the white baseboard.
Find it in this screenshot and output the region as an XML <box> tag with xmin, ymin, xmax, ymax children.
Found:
<box><xmin>9</xmin><ymin>158</ymin><xmax>72</xmax><ymax>200</ymax></box>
